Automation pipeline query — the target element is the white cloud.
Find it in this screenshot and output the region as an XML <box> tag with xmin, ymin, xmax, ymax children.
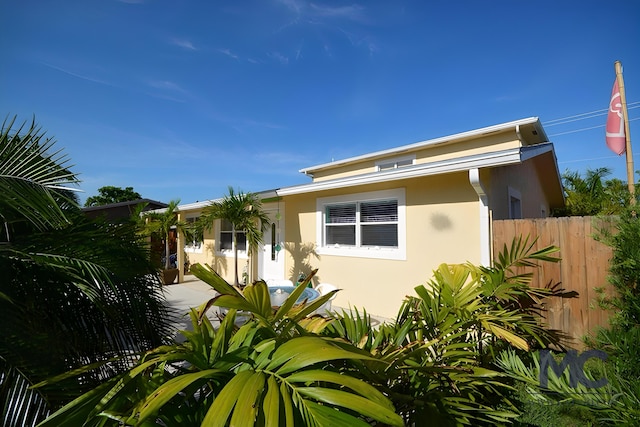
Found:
<box><xmin>273</xmin><ymin>0</ymin><xmax>376</xmax><ymax>57</ymax></box>
<box><xmin>145</xmin><ymin>80</ymin><xmax>190</xmax><ymax>102</ymax></box>
<box><xmin>276</xmin><ymin>0</ymin><xmax>303</xmax><ymax>15</ymax></box>
<box><xmin>40</xmin><ymin>62</ymin><xmax>117</xmax><ymax>87</ymax></box>
<box><xmin>147</xmin><ymin>80</ymin><xmax>186</xmax><ymax>93</ymax></box>
<box><xmin>276</xmin><ymin>0</ymin><xmax>368</xmax><ymax>23</ymax></box>
<box><xmin>269</xmin><ymin>51</ymin><xmax>289</xmax><ymax>65</ymax></box>
<box><xmin>218</xmin><ymin>48</ymin><xmax>239</xmax><ymax>60</ymax></box>
<box><xmin>309</xmin><ymin>3</ymin><xmax>366</xmax><ymax>21</ymax></box>
<box><xmin>171</xmin><ymin>38</ymin><xmax>197</xmax><ymax>51</ymax></box>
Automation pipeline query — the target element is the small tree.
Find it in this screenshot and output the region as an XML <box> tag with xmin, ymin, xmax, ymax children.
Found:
<box><xmin>84</xmin><ymin>186</ymin><xmax>142</xmax><ymax>207</ymax></box>
<box><xmin>143</xmin><ymin>199</ymin><xmax>186</xmax><ymax>270</ymax></box>
<box><xmin>557</xmin><ymin>167</ymin><xmax>637</xmax><ymax>216</ymax></box>
<box><xmin>198</xmin><ymin>187</ymin><xmax>270</xmax><ymax>286</ymax></box>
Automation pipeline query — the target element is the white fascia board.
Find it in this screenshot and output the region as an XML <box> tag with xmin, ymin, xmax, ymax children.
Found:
<box><xmin>299</xmin><ymin>117</ymin><xmax>541</xmax><ymax>174</ymax></box>
<box><xmin>145</xmin><ymin>199</ymin><xmax>220</xmax><ymax>214</ymax></box>
<box><xmin>279</xmin><ymin>147</ymin><xmax>524</xmax><ymax>196</ymax></box>
<box><xmin>152</xmin><ymin>190</ymin><xmax>279</xmax><ymax>214</ymax></box>
<box><xmin>520</xmin><ymin>142</ymin><xmax>554</xmax><ymax>161</ymax></box>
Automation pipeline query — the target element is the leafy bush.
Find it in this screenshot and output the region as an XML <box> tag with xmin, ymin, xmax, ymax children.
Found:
<box><xmin>38</xmin><ymin>237</ymin><xmax>568</xmax><ymax>426</ymax></box>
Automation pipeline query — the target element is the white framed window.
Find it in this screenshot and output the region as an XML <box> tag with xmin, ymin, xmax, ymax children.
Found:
<box><xmin>316</xmin><ymin>189</ymin><xmax>406</xmax><ymax>260</ymax></box>
<box><xmin>218</xmin><ymin>219</ymin><xmax>247</xmax><ymax>256</ymax></box>
<box><xmin>184</xmin><ymin>216</ymin><xmax>203</xmax><ymax>253</ymax></box>
<box><xmin>376</xmin><ymin>155</ymin><xmax>415</xmax><ymax>172</ymax></box>
<box><xmin>508</xmin><ymin>187</ymin><xmax>522</xmax><ymax>219</ymax></box>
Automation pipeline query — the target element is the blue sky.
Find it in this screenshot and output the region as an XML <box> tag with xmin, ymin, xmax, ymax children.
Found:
<box><xmin>2</xmin><ymin>0</ymin><xmax>639</xmax><ymax>205</ymax></box>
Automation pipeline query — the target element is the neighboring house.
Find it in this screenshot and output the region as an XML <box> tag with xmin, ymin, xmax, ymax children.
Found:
<box><xmin>82</xmin><ymin>199</ymin><xmax>168</xmax><ymax>222</ymax></box>
<box><xmin>175</xmin><ymin>117</ymin><xmax>564</xmax><ymax>318</ymax></box>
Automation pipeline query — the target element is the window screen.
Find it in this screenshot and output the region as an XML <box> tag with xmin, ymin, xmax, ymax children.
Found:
<box><xmin>324</xmin><ymin>200</ymin><xmax>398</xmax><ymax>248</ymax></box>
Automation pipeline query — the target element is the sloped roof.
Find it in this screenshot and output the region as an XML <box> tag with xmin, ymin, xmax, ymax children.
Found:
<box><xmin>299</xmin><ymin>117</ymin><xmax>548</xmax><ymax>176</ymax></box>
<box><xmin>278</xmin><ymin>142</ymin><xmax>560</xmax><ymax>196</ymax></box>
<box><xmin>82</xmin><ymin>198</ymin><xmax>168</xmax><ymax>221</ymax></box>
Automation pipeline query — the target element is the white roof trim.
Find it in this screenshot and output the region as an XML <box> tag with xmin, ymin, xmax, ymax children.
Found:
<box><xmin>150</xmin><ymin>190</ymin><xmax>280</xmax><ymax>213</ymax></box>
<box><xmin>300</xmin><ymin>117</ymin><xmax>544</xmax><ymax>175</ymax></box>
<box><xmin>279</xmin><ymin>143</ymin><xmax>555</xmax><ymax>196</ymax></box>
<box><xmin>520</xmin><ymin>142</ymin><xmax>554</xmax><ymax>161</ymax></box>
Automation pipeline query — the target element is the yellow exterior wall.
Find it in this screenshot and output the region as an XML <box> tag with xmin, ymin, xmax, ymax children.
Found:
<box><xmin>309</xmin><ymin>132</ymin><xmax>521</xmax><ymax>182</ymax></box>
<box><xmin>177</xmin><ymin>209</ymin><xmax>248</xmax><ymax>285</ymax></box>
<box><xmin>282</xmin><ymin>172</ymin><xmax>481</xmax><ymax>318</ymax></box>
<box><xmin>488</xmin><ymin>159</ymin><xmax>550</xmax><ymax>220</ymax></box>
<box><xmin>177</xmin><ymin>202</ymin><xmax>282</xmax><ymax>285</ymax></box>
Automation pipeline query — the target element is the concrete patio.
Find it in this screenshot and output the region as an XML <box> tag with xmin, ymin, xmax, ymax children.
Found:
<box><xmin>162</xmin><ymin>274</ymin><xmax>393</xmax><ymax>341</ymax></box>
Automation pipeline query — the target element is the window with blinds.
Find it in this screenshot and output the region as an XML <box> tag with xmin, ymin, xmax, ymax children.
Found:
<box><xmin>324</xmin><ymin>199</ymin><xmax>398</xmax><ymax>248</ymax></box>
<box><xmin>360</xmin><ymin>200</ymin><xmax>398</xmax><ymax>247</ymax></box>
<box><xmin>325</xmin><ymin>204</ymin><xmax>356</xmax><ymax>245</ymax></box>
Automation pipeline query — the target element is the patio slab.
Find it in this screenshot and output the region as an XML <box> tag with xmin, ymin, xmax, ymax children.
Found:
<box><xmin>162</xmin><ymin>274</ymin><xmax>394</xmax><ymax>340</ymax></box>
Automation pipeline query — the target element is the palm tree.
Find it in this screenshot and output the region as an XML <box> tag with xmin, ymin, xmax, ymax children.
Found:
<box><xmin>0</xmin><ymin>117</ymin><xmax>172</xmax><ymax>426</ymax></box>
<box><xmin>143</xmin><ymin>199</ymin><xmax>186</xmax><ymax>271</ymax></box>
<box><xmin>198</xmin><ymin>187</ymin><xmax>270</xmax><ymax>286</ymax></box>
<box><xmin>559</xmin><ymin>167</ymin><xmax>636</xmax><ymax>215</ymax></box>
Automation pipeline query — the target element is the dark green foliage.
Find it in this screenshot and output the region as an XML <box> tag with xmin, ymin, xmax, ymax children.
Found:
<box><xmin>510</xmin><ymin>383</ymin><xmax>599</xmax><ymax>427</ymax></box>
<box><xmin>555</xmin><ymin>167</ymin><xmax>638</xmax><ymax>216</ymax></box>
<box><xmin>0</xmin><ymin>117</ymin><xmax>174</xmax><ymax>426</ymax></box>
<box><xmin>143</xmin><ymin>199</ymin><xmax>186</xmax><ymax>270</ymax></box>
<box><xmin>84</xmin><ymin>185</ymin><xmax>142</xmax><ymax>207</ymax></box>
<box><xmin>596</xmin><ymin>206</ymin><xmax>640</xmax><ymax>327</ymax></box>
<box><xmin>37</xmin><ymin>240</ymin><xmax>564</xmax><ymax>426</ymax></box>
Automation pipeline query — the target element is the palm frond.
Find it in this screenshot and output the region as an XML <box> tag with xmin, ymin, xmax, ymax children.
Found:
<box><xmin>1</xmin><ymin>116</ymin><xmax>79</xmax><ymax>234</ymax></box>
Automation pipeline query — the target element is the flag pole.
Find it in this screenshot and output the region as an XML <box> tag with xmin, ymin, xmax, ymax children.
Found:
<box><xmin>614</xmin><ymin>60</ymin><xmax>635</xmax><ymax>203</ymax></box>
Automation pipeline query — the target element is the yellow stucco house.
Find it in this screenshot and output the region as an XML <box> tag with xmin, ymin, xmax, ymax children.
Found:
<box><xmin>174</xmin><ymin>117</ymin><xmax>564</xmax><ymax>318</ymax></box>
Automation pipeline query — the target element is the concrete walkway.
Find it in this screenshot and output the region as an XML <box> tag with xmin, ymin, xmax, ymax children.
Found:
<box><xmin>162</xmin><ymin>274</ymin><xmax>393</xmax><ymax>341</ymax></box>
<box><xmin>162</xmin><ymin>274</ymin><xmax>222</xmax><ymax>341</ymax></box>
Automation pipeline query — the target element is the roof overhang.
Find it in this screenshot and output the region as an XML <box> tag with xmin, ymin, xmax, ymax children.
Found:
<box><xmin>524</xmin><ymin>145</ymin><xmax>565</xmax><ymax>208</ymax></box>
<box><xmin>150</xmin><ymin>189</ymin><xmax>281</xmax><ymax>213</ymax></box>
<box><xmin>278</xmin><ymin>142</ymin><xmax>559</xmax><ymax>197</ymax></box>
<box><xmin>82</xmin><ymin>198</ymin><xmax>168</xmax><ymax>212</ymax></box>
<box><xmin>299</xmin><ymin>117</ymin><xmax>548</xmax><ymax>176</ymax></box>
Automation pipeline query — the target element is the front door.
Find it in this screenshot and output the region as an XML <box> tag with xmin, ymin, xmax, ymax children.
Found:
<box><xmin>258</xmin><ymin>209</ymin><xmax>285</xmax><ymax>281</ymax></box>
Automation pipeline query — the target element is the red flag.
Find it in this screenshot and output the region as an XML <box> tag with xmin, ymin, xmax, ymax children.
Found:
<box><xmin>606</xmin><ymin>79</ymin><xmax>626</xmax><ymax>155</ymax></box>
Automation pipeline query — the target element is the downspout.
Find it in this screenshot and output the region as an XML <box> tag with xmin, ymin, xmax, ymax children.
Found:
<box><xmin>177</xmin><ymin>211</ymin><xmax>184</xmax><ymax>284</ymax></box>
<box><xmin>515</xmin><ymin>123</ymin><xmax>526</xmax><ymax>147</ymax></box>
<box><xmin>469</xmin><ymin>168</ymin><xmax>491</xmax><ymax>266</ymax></box>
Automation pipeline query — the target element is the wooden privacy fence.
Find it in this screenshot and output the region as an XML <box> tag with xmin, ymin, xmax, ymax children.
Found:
<box><xmin>492</xmin><ymin>216</ymin><xmax>615</xmax><ymax>349</ymax></box>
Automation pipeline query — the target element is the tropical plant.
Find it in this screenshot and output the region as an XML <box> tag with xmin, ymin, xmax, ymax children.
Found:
<box><xmin>198</xmin><ymin>187</ymin><xmax>270</xmax><ymax>286</ymax></box>
<box><xmin>321</xmin><ymin>237</ymin><xmax>567</xmax><ymax>425</ymax></box>
<box><xmin>143</xmin><ymin>199</ymin><xmax>186</xmax><ymax>271</ymax></box>
<box><xmin>0</xmin><ymin>116</ymin><xmax>172</xmax><ymax>426</ymax></box>
<box><xmin>496</xmin><ymin>348</ymin><xmax>640</xmax><ymax>426</ymax></box>
<box><xmin>555</xmin><ymin>167</ymin><xmax>637</xmax><ymax>216</ymax></box>
<box><xmin>39</xmin><ymin>237</ymin><xmax>568</xmax><ymax>426</ymax></box>
<box><xmin>38</xmin><ymin>265</ymin><xmax>403</xmax><ymax>427</ymax></box>
<box><xmin>84</xmin><ymin>185</ymin><xmax>142</xmax><ymax>207</ymax></box>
